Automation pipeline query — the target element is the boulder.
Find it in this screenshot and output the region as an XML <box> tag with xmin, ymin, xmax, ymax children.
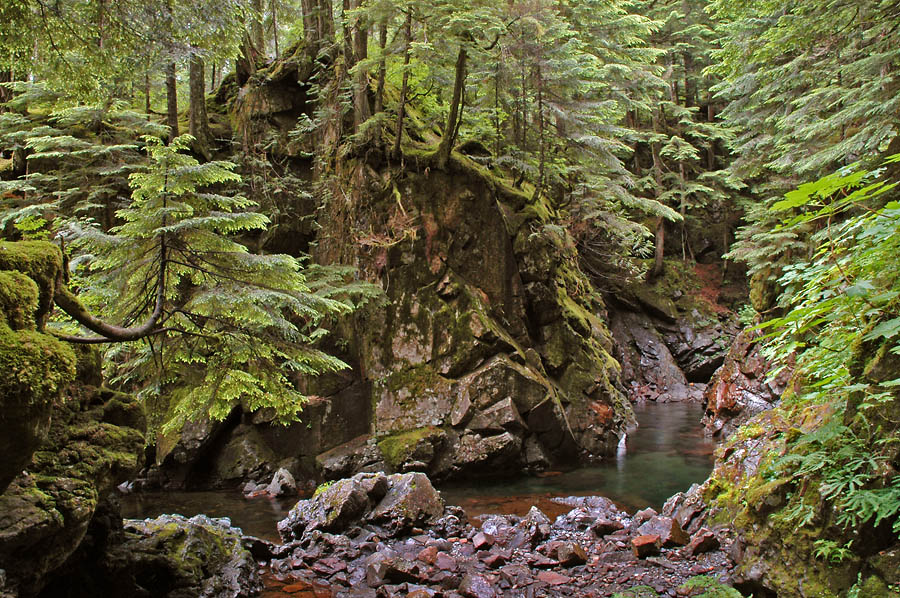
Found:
<box><xmin>453</xmin><ymin>432</ymin><xmax>522</xmax><ymax>471</ymax></box>
<box><xmin>278</xmin><ymin>472</ymin><xmax>445</xmax><ymax>542</ymax></box>
<box><xmin>467</xmin><ymin>397</ymin><xmax>527</xmax><ymax>434</ymax></box>
<box><xmin>100</xmin><ymin>514</ymin><xmax>261</xmax><ymax>598</ymax></box>
<box><xmin>265</xmin><ymin>467</ymin><xmax>297</xmax><ymax>498</ymax></box>
<box><xmin>316</xmin><ymin>434</ymin><xmax>383</xmax><ymax>480</ymax></box>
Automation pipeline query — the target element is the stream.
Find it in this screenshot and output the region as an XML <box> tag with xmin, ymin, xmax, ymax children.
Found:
<box><xmin>120</xmin><ymin>401</ymin><xmax>715</xmax><ymax>542</ymax></box>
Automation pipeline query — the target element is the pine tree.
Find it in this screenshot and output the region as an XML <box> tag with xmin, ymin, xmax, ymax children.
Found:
<box><xmin>53</xmin><ymin>136</ymin><xmax>378</xmax><ymax>435</ymax></box>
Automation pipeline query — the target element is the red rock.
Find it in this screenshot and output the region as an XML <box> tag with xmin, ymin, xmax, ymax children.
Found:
<box><xmin>631</xmin><ymin>534</ymin><xmax>661</xmax><ymax>558</ymax></box>
<box><xmin>417</xmin><ymin>545</ymin><xmax>439</xmax><ymax>565</ymax></box>
<box><xmin>436</xmin><ymin>552</ymin><xmax>457</xmax><ymax>571</ymax></box>
<box><xmin>556</xmin><ymin>543</ymin><xmax>588</xmax><ymax>566</ymax></box>
<box><xmin>473</xmin><ymin>531</ymin><xmax>495</xmax><ymax>550</ymax></box>
<box><xmin>537</xmin><ymin>571</ymin><xmax>571</xmax><ymax>585</ymax></box>
<box><xmin>687</xmin><ymin>529</ymin><xmax>720</xmax><ymax>555</ymax></box>
<box><xmin>482</xmin><ymin>552</ymin><xmax>507</xmax><ymax>568</ymax></box>
<box><xmin>591</xmin><ymin>518</ymin><xmax>625</xmax><ymax>537</ymax></box>
<box><xmin>637</xmin><ymin>516</ymin><xmax>690</xmax><ymax>547</ymax></box>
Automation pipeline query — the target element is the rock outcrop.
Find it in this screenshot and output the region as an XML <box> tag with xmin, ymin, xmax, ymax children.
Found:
<box><xmin>702</xmin><ymin>329</ymin><xmax>789</xmax><ymax>438</ymax></box>
<box><xmin>0</xmin><ymin>241</ymin><xmax>148</xmax><ymax>598</ymax></box>
<box><xmin>149</xmin><ymin>53</ymin><xmax>633</xmax><ymax>487</ymax></box>
<box><xmin>609</xmin><ymin>261</ymin><xmax>739</xmax><ymax>404</ymax></box>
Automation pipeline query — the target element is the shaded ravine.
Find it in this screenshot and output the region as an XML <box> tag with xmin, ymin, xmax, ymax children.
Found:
<box><xmin>120</xmin><ymin>401</ymin><xmax>715</xmax><ymax>542</ymax></box>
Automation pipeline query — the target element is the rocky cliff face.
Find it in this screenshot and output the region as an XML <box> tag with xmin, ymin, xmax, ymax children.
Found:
<box><xmin>147</xmin><ymin>49</ymin><xmax>633</xmax><ymax>489</ymax></box>
<box><xmin>608</xmin><ymin>260</ymin><xmax>739</xmax><ymax>405</ymax></box>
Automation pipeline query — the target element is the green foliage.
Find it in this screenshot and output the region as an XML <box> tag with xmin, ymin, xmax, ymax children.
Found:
<box><xmin>743</xmin><ymin>155</ymin><xmax>900</xmax><ymax>545</ymax></box>
<box><xmin>62</xmin><ymin>135</ymin><xmax>379</xmax><ymax>436</ymax></box>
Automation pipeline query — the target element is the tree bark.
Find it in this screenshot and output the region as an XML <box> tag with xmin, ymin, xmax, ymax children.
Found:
<box><xmin>352</xmin><ymin>0</ymin><xmax>370</xmax><ymax>131</ymax></box>
<box><xmin>373</xmin><ymin>19</ymin><xmax>387</xmax><ymax>115</ymax></box>
<box><xmin>392</xmin><ymin>11</ymin><xmax>412</xmax><ymax>160</ymax></box>
<box><xmin>144</xmin><ymin>71</ymin><xmax>151</xmax><ymax>114</ymax></box>
<box><xmin>251</xmin><ymin>0</ymin><xmax>266</xmax><ymax>58</ymax></box>
<box><xmin>435</xmin><ymin>45</ymin><xmax>468</xmax><ymax>169</ymax></box>
<box><xmin>271</xmin><ymin>0</ymin><xmax>279</xmax><ymax>56</ymax></box>
<box><xmin>189</xmin><ymin>52</ymin><xmax>213</xmax><ymax>159</ymax></box>
<box><xmin>165</xmin><ymin>61</ymin><xmax>179</xmax><ymax>141</ymax></box>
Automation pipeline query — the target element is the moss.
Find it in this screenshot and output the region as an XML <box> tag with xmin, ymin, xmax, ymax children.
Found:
<box><xmin>0</xmin><ymin>270</ymin><xmax>40</xmax><ymax>330</ymax></box>
<box><xmin>377</xmin><ymin>426</ymin><xmax>440</xmax><ymax>469</ymax></box>
<box><xmin>0</xmin><ymin>322</ymin><xmax>76</xmax><ymax>405</ymax></box>
<box><xmin>0</xmin><ymin>241</ymin><xmax>63</xmax><ymax>328</ymax></box>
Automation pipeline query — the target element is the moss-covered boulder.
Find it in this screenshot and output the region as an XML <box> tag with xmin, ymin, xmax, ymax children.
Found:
<box><xmin>0</xmin><ymin>241</ymin><xmax>76</xmax><ymax>494</ymax></box>
<box><xmin>0</xmin><ymin>386</ymin><xmax>145</xmax><ymax>597</ymax></box>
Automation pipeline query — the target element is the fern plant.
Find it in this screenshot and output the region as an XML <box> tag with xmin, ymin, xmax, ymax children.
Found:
<box><xmin>746</xmin><ymin>153</ymin><xmax>900</xmax><ymax>543</ymax></box>
<box><xmin>57</xmin><ymin>135</ymin><xmax>379</xmax><ymax>436</ymax></box>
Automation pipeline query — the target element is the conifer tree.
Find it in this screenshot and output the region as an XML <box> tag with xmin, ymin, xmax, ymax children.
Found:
<box><xmin>53</xmin><ymin>136</ymin><xmax>377</xmax><ymax>434</ymax></box>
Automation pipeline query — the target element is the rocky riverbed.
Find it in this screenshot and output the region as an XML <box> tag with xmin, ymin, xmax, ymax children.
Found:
<box><xmin>248</xmin><ymin>471</ymin><xmax>734</xmax><ymax>598</ymax></box>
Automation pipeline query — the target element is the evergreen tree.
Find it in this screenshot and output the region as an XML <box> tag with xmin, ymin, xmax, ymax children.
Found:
<box><xmin>51</xmin><ymin>136</ymin><xmax>377</xmax><ymax>435</ymax></box>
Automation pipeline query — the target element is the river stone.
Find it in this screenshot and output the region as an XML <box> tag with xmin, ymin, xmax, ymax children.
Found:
<box><xmin>265</xmin><ymin>467</ymin><xmax>297</xmax><ymax>497</ymax></box>
<box><xmin>637</xmin><ymin>515</ymin><xmax>690</xmax><ymax>547</ymax></box>
<box><xmin>105</xmin><ymin>514</ymin><xmax>261</xmax><ymax>598</ymax></box>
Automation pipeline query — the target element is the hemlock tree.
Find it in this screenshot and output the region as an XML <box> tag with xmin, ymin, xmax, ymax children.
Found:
<box><xmin>53</xmin><ymin>135</ymin><xmax>378</xmax><ymax>435</ymax></box>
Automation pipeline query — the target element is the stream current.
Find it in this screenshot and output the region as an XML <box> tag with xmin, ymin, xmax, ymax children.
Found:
<box><xmin>120</xmin><ymin>400</ymin><xmax>715</xmax><ymax>541</ymax></box>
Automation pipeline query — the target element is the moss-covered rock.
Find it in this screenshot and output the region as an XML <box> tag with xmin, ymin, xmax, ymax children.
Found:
<box><xmin>0</xmin><ymin>382</ymin><xmax>145</xmax><ymax>597</ymax></box>
<box><xmin>0</xmin><ymin>241</ymin><xmax>64</xmax><ymax>329</ymax></box>
<box><xmin>0</xmin><ymin>242</ymin><xmax>76</xmax><ymax>495</ymax></box>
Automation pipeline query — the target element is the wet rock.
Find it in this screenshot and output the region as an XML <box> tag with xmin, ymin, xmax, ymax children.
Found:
<box><xmin>516</xmin><ymin>507</ymin><xmax>551</xmax><ymax>548</ymax></box>
<box><xmin>278</xmin><ymin>472</ymin><xmax>444</xmax><ymax>542</ymax></box>
<box><xmin>686</xmin><ymin>529</ymin><xmax>720</xmax><ymax>555</ymax></box>
<box><xmin>458</xmin><ymin>573</ymin><xmax>496</xmax><ymax>598</ymax></box>
<box><xmin>522</xmin><ymin>436</ymin><xmax>551</xmax><ymax>471</ymax></box>
<box><xmin>265</xmin><ymin>467</ymin><xmax>298</xmax><ymax>498</ymax></box>
<box><xmin>632</xmin><ymin>534</ymin><xmax>662</xmax><ymax>558</ymax></box>
<box><xmin>212</xmin><ymin>424</ymin><xmax>278</xmax><ymax>483</ymax></box>
<box><xmin>637</xmin><ymin>516</ymin><xmax>690</xmax><ymax>547</ymax></box>
<box><xmin>106</xmin><ymin>514</ymin><xmax>261</xmax><ymax>598</ymax></box>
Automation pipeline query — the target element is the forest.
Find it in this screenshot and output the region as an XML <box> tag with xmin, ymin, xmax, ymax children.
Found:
<box><xmin>0</xmin><ymin>0</ymin><xmax>898</xmax><ymax>597</ymax></box>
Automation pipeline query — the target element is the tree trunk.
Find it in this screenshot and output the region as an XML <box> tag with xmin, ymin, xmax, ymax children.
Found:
<box><xmin>650</xmin><ymin>108</ymin><xmax>665</xmax><ymax>280</ymax></box>
<box><xmin>352</xmin><ymin>4</ymin><xmax>370</xmax><ymax>131</ymax></box>
<box><xmin>189</xmin><ymin>53</ymin><xmax>212</xmax><ymax>159</ymax></box>
<box><xmin>144</xmin><ymin>71</ymin><xmax>151</xmax><ymax>114</ymax></box>
<box><xmin>271</xmin><ymin>0</ymin><xmax>279</xmax><ymax>57</ymax></box>
<box><xmin>301</xmin><ymin>0</ymin><xmax>318</xmax><ymax>46</ymax></box>
<box><xmin>435</xmin><ymin>45</ymin><xmax>468</xmax><ymax>169</ymax></box>
<box><xmin>373</xmin><ymin>19</ymin><xmax>387</xmax><ymax>115</ymax></box>
<box><xmin>392</xmin><ymin>11</ymin><xmax>412</xmax><ymax>160</ymax></box>
<box><xmin>652</xmin><ymin>218</ymin><xmax>665</xmax><ymax>280</ymax></box>
<box><xmin>535</xmin><ymin>64</ymin><xmax>545</xmax><ymax>200</ymax></box>
<box><xmin>251</xmin><ymin>0</ymin><xmax>266</xmax><ymax>58</ymax></box>
<box><xmin>1</xmin><ymin>68</ymin><xmax>13</xmax><ymax>111</ymax></box>
<box><xmin>165</xmin><ymin>61</ymin><xmax>179</xmax><ymax>141</ymax></box>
